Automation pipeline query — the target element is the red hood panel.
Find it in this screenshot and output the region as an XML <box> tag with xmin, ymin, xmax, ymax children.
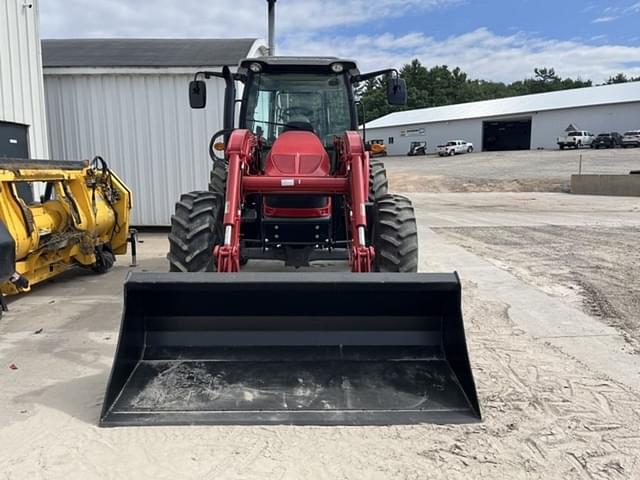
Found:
<box><xmin>265</xmin><ymin>131</ymin><xmax>330</xmax><ymax>176</ymax></box>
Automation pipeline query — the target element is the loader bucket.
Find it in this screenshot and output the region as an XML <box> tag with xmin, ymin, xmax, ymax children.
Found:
<box><xmin>100</xmin><ymin>272</ymin><xmax>480</xmax><ymax>426</ymax></box>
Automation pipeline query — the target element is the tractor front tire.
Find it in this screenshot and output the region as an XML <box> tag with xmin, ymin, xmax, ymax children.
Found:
<box><xmin>209</xmin><ymin>160</ymin><xmax>227</xmax><ymax>198</ymax></box>
<box><xmin>369</xmin><ymin>158</ymin><xmax>389</xmax><ymax>202</ymax></box>
<box><xmin>372</xmin><ymin>194</ymin><xmax>419</xmax><ymax>272</ymax></box>
<box><xmin>168</xmin><ymin>191</ymin><xmax>222</xmax><ymax>272</ymax></box>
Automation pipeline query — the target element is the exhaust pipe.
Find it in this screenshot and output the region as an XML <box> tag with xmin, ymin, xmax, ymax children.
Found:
<box><xmin>267</xmin><ymin>0</ymin><xmax>276</xmax><ymax>56</ymax></box>
<box><xmin>100</xmin><ymin>272</ymin><xmax>481</xmax><ymax>426</ymax></box>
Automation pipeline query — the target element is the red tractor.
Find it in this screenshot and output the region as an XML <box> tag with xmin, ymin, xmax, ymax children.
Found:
<box><xmin>100</xmin><ymin>56</ymin><xmax>480</xmax><ymax>427</ymax></box>
<box><xmin>168</xmin><ymin>57</ymin><xmax>417</xmax><ymax>274</ymax></box>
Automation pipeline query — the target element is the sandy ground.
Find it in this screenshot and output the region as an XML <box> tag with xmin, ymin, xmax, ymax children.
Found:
<box><xmin>2</xmin><ymin>151</ymin><xmax>640</xmax><ymax>478</ymax></box>
<box><xmin>437</xmin><ymin>225</ymin><xmax>640</xmax><ymax>348</ymax></box>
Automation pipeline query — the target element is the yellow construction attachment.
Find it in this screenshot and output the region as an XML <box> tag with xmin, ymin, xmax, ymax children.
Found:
<box><xmin>0</xmin><ymin>157</ymin><xmax>132</xmax><ymax>297</ymax></box>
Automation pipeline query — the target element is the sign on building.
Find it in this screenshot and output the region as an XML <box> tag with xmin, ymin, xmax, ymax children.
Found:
<box><xmin>400</xmin><ymin>128</ymin><xmax>426</xmax><ymax>137</ymax></box>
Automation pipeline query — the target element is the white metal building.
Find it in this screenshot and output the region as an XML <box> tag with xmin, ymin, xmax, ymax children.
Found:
<box><xmin>365</xmin><ymin>82</ymin><xmax>640</xmax><ymax>155</ymax></box>
<box><xmin>42</xmin><ymin>38</ymin><xmax>267</xmax><ymax>225</ymax></box>
<box><xmin>0</xmin><ymin>0</ymin><xmax>49</xmax><ymax>160</ymax></box>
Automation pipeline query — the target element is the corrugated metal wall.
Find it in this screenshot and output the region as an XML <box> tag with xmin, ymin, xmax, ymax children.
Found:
<box><xmin>44</xmin><ymin>72</ymin><xmax>226</xmax><ymax>225</ymax></box>
<box><xmin>364</xmin><ymin>119</ymin><xmax>482</xmax><ymax>156</ymax></box>
<box><xmin>530</xmin><ymin>103</ymin><xmax>640</xmax><ymax>149</ymax></box>
<box><xmin>0</xmin><ymin>0</ymin><xmax>49</xmax><ymax>158</ymax></box>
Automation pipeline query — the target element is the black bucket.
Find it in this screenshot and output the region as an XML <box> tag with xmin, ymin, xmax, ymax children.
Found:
<box><xmin>100</xmin><ymin>272</ymin><xmax>480</xmax><ymax>426</ymax></box>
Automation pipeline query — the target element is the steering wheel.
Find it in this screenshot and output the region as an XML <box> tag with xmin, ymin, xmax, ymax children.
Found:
<box><xmin>281</xmin><ymin>106</ymin><xmax>314</xmax><ymax>120</ymax></box>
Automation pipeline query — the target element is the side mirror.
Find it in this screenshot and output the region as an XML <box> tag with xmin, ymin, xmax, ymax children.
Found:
<box><xmin>387</xmin><ymin>77</ymin><xmax>407</xmax><ymax>106</ymax></box>
<box><xmin>189</xmin><ymin>80</ymin><xmax>206</xmax><ymax>109</ymax></box>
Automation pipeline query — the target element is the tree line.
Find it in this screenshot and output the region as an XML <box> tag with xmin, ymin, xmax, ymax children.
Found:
<box><xmin>359</xmin><ymin>59</ymin><xmax>640</xmax><ymax>122</ymax></box>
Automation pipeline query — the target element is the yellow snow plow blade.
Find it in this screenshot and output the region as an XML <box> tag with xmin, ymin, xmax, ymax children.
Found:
<box><xmin>0</xmin><ymin>157</ymin><xmax>131</xmax><ymax>297</ymax></box>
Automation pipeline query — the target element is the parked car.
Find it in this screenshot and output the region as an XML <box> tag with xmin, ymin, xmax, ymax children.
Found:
<box><xmin>591</xmin><ymin>132</ymin><xmax>623</xmax><ymax>149</ymax></box>
<box><xmin>407</xmin><ymin>141</ymin><xmax>427</xmax><ymax>156</ymax></box>
<box><xmin>557</xmin><ymin>131</ymin><xmax>594</xmax><ymax>149</ymax></box>
<box><xmin>437</xmin><ymin>140</ymin><xmax>473</xmax><ymax>156</ymax></box>
<box><xmin>622</xmin><ymin>130</ymin><xmax>640</xmax><ymax>148</ymax></box>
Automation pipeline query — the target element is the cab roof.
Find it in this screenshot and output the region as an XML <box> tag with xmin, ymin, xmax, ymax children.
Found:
<box><xmin>239</xmin><ymin>56</ymin><xmax>359</xmax><ymax>75</ymax></box>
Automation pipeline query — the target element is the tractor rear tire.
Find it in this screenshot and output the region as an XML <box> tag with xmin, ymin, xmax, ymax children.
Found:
<box><xmin>168</xmin><ymin>191</ymin><xmax>222</xmax><ymax>272</ymax></box>
<box><xmin>369</xmin><ymin>158</ymin><xmax>389</xmax><ymax>202</ymax></box>
<box><xmin>372</xmin><ymin>194</ymin><xmax>419</xmax><ymax>272</ymax></box>
<box><xmin>209</xmin><ymin>160</ymin><xmax>227</xmax><ymax>198</ymax></box>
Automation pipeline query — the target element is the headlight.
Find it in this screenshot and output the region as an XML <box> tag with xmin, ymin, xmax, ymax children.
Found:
<box><xmin>249</xmin><ymin>62</ymin><xmax>262</xmax><ymax>73</ymax></box>
<box><xmin>331</xmin><ymin>63</ymin><xmax>344</xmax><ymax>73</ymax></box>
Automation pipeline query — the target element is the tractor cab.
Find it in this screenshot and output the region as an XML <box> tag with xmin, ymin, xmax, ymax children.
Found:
<box><xmin>188</xmin><ymin>56</ymin><xmax>407</xmax><ymax>156</ymax></box>
<box><xmin>238</xmin><ymin>57</ymin><xmax>359</xmax><ymax>152</ymax></box>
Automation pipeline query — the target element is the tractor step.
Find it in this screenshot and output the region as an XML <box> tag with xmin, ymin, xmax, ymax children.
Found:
<box><xmin>100</xmin><ymin>272</ymin><xmax>481</xmax><ymax>426</ymax></box>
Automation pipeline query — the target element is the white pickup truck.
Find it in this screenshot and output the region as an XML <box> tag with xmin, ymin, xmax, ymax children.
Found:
<box><xmin>437</xmin><ymin>140</ymin><xmax>474</xmax><ymax>156</ymax></box>
<box><xmin>557</xmin><ymin>131</ymin><xmax>594</xmax><ymax>149</ymax></box>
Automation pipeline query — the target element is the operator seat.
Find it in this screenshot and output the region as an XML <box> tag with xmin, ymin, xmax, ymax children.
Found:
<box><xmin>282</xmin><ymin>121</ymin><xmax>314</xmax><ymax>133</ymax></box>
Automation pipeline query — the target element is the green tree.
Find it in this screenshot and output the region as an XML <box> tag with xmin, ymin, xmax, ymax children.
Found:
<box><xmin>606</xmin><ymin>73</ymin><xmax>640</xmax><ymax>84</ymax></box>
<box><xmin>534</xmin><ymin>67</ymin><xmax>559</xmax><ymax>82</ymax></box>
<box><xmin>359</xmin><ymin>61</ymin><xmax>597</xmax><ymax>123</ymax></box>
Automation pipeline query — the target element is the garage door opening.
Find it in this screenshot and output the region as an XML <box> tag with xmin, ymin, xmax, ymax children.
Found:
<box><xmin>483</xmin><ymin>118</ymin><xmax>531</xmax><ymax>151</ymax></box>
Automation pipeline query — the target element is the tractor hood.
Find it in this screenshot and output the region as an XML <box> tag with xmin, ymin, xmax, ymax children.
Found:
<box><xmin>265</xmin><ymin>131</ymin><xmax>331</xmax><ymax>177</ymax></box>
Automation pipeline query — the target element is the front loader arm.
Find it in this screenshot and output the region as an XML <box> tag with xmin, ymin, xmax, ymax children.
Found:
<box><xmin>215</xmin><ymin>129</ymin><xmax>257</xmax><ymax>272</ymax></box>
<box><xmin>337</xmin><ymin>132</ymin><xmax>374</xmax><ymax>272</ymax></box>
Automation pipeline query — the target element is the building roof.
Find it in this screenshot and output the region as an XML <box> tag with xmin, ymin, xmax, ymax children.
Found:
<box><xmin>41</xmin><ymin>38</ymin><xmax>260</xmax><ymax>68</ymax></box>
<box><xmin>366</xmin><ymin>81</ymin><xmax>640</xmax><ymax>129</ymax></box>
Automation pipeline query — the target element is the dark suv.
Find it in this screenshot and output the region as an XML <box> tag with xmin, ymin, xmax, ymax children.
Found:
<box><xmin>591</xmin><ymin>132</ymin><xmax>623</xmax><ymax>149</ymax></box>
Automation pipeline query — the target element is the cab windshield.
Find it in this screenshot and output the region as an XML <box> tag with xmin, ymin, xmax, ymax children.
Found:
<box><xmin>243</xmin><ymin>72</ymin><xmax>352</xmax><ymax>147</ymax></box>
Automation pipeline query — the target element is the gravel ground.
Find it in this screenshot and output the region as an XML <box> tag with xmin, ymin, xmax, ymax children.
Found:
<box><xmin>385</xmin><ymin>148</ymin><xmax>640</xmax><ymax>179</ymax></box>
<box><xmin>385</xmin><ymin>148</ymin><xmax>640</xmax><ymax>193</ymax></box>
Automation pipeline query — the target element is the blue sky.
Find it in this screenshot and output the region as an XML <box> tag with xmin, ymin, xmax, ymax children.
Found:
<box><xmin>40</xmin><ymin>0</ymin><xmax>640</xmax><ymax>83</ymax></box>
<box><xmin>376</xmin><ymin>1</ymin><xmax>640</xmax><ymax>45</ymax></box>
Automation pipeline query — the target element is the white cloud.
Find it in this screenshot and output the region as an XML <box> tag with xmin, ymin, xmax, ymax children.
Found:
<box><xmin>591</xmin><ymin>15</ymin><xmax>619</xmax><ymax>23</ymax></box>
<box><xmin>39</xmin><ymin>0</ymin><xmax>461</xmax><ymax>38</ymax></box>
<box><xmin>279</xmin><ymin>28</ymin><xmax>640</xmax><ymax>83</ymax></box>
<box><xmin>627</xmin><ymin>2</ymin><xmax>640</xmax><ymax>12</ymax></box>
<box><xmin>38</xmin><ymin>1</ymin><xmax>640</xmax><ymax>83</ymax></box>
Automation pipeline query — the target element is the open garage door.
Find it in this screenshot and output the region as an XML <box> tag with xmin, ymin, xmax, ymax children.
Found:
<box><xmin>483</xmin><ymin>118</ymin><xmax>531</xmax><ymax>151</ymax></box>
